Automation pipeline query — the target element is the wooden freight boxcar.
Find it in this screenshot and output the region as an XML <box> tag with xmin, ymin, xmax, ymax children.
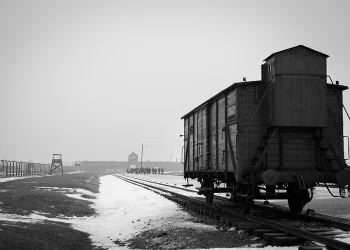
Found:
<box><xmin>181</xmin><ymin>45</ymin><xmax>350</xmax><ymax>213</ymax></box>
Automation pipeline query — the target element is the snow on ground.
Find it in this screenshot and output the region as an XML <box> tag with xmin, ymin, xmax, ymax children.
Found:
<box><xmin>74</xmin><ymin>175</ymin><xmax>298</xmax><ymax>250</ymax></box>
<box><xmin>3</xmin><ymin>172</ymin><xmax>349</xmax><ymax>249</ymax></box>
<box><xmin>0</xmin><ymin>175</ymin><xmax>43</xmax><ymax>182</ymax></box>
<box><xmin>0</xmin><ymin>174</ymin><xmax>301</xmax><ymax>249</ymax></box>
<box><xmin>65</xmin><ymin>171</ymin><xmax>85</xmax><ymax>174</ymax></box>
<box><xmin>71</xmin><ymin>175</ymin><xmax>217</xmax><ymax>249</ymax></box>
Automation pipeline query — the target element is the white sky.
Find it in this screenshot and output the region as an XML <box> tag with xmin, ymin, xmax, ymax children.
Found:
<box><xmin>1</xmin><ymin>0</ymin><xmax>350</xmax><ymax>164</ymax></box>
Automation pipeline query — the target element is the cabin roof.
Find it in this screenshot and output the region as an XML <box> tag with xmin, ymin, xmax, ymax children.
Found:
<box><xmin>264</xmin><ymin>45</ymin><xmax>329</xmax><ymax>61</ymax></box>
<box><xmin>129</xmin><ymin>152</ymin><xmax>138</xmax><ymax>157</ymax></box>
<box><xmin>181</xmin><ymin>80</ymin><xmax>262</xmax><ymax>119</ymax></box>
<box><xmin>181</xmin><ymin>82</ymin><xmax>347</xmax><ymax>120</ymax></box>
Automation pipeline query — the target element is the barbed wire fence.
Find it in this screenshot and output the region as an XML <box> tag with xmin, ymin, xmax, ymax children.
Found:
<box><xmin>0</xmin><ymin>160</ymin><xmax>79</xmax><ymax>178</ymax></box>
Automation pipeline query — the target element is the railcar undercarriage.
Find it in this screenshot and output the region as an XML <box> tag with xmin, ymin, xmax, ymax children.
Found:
<box><xmin>188</xmin><ymin>168</ymin><xmax>350</xmax><ymax>214</ymax></box>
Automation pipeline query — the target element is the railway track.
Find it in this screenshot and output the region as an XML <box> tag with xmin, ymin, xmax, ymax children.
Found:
<box><xmin>115</xmin><ymin>174</ymin><xmax>350</xmax><ymax>250</ymax></box>
<box><xmin>123</xmin><ymin>174</ymin><xmax>350</xmax><ymax>231</ymax></box>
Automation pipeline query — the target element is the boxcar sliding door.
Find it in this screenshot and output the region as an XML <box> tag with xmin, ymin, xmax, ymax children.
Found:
<box><xmin>226</xmin><ymin>90</ymin><xmax>238</xmax><ymax>176</ymax></box>
<box><xmin>210</xmin><ymin>102</ymin><xmax>217</xmax><ymax>170</ymax></box>
<box><xmin>218</xmin><ymin>97</ymin><xmax>226</xmax><ymax>171</ymax></box>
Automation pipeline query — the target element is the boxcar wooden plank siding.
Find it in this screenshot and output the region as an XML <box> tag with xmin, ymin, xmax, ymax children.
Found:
<box><xmin>204</xmin><ymin>109</ymin><xmax>209</xmax><ymax>169</ymax></box>
<box><xmin>268</xmin><ymin>149</ymin><xmax>316</xmax><ymax>156</ymax></box>
<box><xmin>210</xmin><ymin>102</ymin><xmax>217</xmax><ymax>170</ymax></box>
<box><xmin>267</xmin><ymin>154</ymin><xmax>316</xmax><ymax>162</ymax></box>
<box><xmin>184</xmin><ymin>118</ymin><xmax>189</xmax><ymax>171</ymax></box>
<box><xmin>189</xmin><ymin>115</ymin><xmax>193</xmax><ymax>171</ymax></box>
<box><xmin>269</xmin><ymin>143</ymin><xmax>316</xmax><ymax>150</ymax></box>
<box><xmin>267</xmin><ymin>161</ymin><xmax>315</xmax><ymax>169</ymax></box>
<box><xmin>198</xmin><ymin>109</ymin><xmax>206</xmax><ymax>170</ymax></box>
<box><xmin>226</xmin><ymin>89</ymin><xmax>238</xmax><ymax>173</ymax></box>
<box><xmin>190</xmin><ymin>134</ymin><xmax>194</xmax><ymax>171</ymax></box>
<box><xmin>194</xmin><ymin>111</ymin><xmax>199</xmax><ymax>171</ymax></box>
<box><xmin>269</xmin><ymin>77</ymin><xmax>327</xmax><ymax>127</ymax></box>
<box><xmin>183</xmin><ymin>84</ymin><xmax>346</xmax><ymax>178</ymax></box>
<box><xmin>203</xmin><ymin>109</ymin><xmax>208</xmax><ymax>170</ymax></box>
<box><xmin>201</xmin><ymin>111</ymin><xmax>205</xmax><ymax>169</ymax></box>
<box><xmin>197</xmin><ymin>113</ymin><xmax>202</xmax><ymax>170</ymax></box>
<box><xmin>195</xmin><ymin>111</ymin><xmax>201</xmax><ymax>170</ymax></box>
<box><xmin>218</xmin><ymin>97</ymin><xmax>226</xmax><ymax>170</ymax></box>
<box><xmin>195</xmin><ymin>111</ymin><xmax>200</xmax><ymax>169</ymax></box>
<box><xmin>323</xmin><ymin>86</ymin><xmax>344</xmax><ymax>170</ymax></box>
<box><xmin>275</xmin><ymin>50</ymin><xmax>327</xmax><ymax>76</ymax></box>
<box><xmin>238</xmin><ymin>84</ymin><xmax>262</xmax><ymax>172</ymax></box>
<box><xmin>227</xmin><ymin>124</ymin><xmax>238</xmax><ymax>171</ymax></box>
<box><xmin>227</xmin><ymin>90</ymin><xmax>237</xmax><ymax>106</ymax></box>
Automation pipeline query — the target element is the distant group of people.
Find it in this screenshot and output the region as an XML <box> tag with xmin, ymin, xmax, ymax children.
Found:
<box><xmin>127</xmin><ymin>167</ymin><xmax>164</xmax><ymax>175</ymax></box>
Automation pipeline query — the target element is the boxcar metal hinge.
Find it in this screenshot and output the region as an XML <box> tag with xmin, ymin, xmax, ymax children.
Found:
<box><xmin>224</xmin><ymin>126</ymin><xmax>237</xmax><ymax>173</ymax></box>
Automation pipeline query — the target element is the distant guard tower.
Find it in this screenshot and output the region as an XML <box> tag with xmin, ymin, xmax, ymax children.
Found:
<box><xmin>128</xmin><ymin>152</ymin><xmax>138</xmax><ymax>167</ymax></box>
<box><xmin>50</xmin><ymin>154</ymin><xmax>63</xmax><ymax>175</ymax></box>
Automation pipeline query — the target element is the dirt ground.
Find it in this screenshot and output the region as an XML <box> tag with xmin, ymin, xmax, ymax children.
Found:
<box><xmin>126</xmin><ymin>209</ymin><xmax>267</xmax><ymax>250</ymax></box>
<box><xmin>0</xmin><ymin>173</ymin><xmax>101</xmax><ymax>250</ymax></box>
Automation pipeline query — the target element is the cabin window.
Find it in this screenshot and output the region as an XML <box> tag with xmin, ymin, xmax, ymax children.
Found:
<box><xmin>268</xmin><ymin>64</ymin><xmax>272</xmax><ymax>73</ymax></box>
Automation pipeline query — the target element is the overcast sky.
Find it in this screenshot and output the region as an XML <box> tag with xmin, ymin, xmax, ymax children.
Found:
<box><xmin>1</xmin><ymin>0</ymin><xmax>350</xmax><ymax>164</ymax></box>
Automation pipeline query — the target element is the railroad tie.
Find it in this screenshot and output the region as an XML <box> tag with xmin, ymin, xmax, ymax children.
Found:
<box><xmin>272</xmin><ymin>236</ymin><xmax>304</xmax><ymax>246</ymax></box>
<box><xmin>236</xmin><ymin>222</ymin><xmax>263</xmax><ymax>232</ymax></box>
<box><xmin>219</xmin><ymin>216</ymin><xmax>242</xmax><ymax>224</ymax></box>
<box><xmin>208</xmin><ymin>212</ymin><xmax>230</xmax><ymax>221</ymax></box>
<box><xmin>224</xmin><ymin>218</ymin><xmax>244</xmax><ymax>227</ymax></box>
<box><xmin>262</xmin><ymin>232</ymin><xmax>289</xmax><ymax>242</ymax></box>
<box><xmin>200</xmin><ymin>209</ymin><xmax>212</xmax><ymax>216</ymax></box>
<box><xmin>298</xmin><ymin>246</ymin><xmax>325</xmax><ymax>250</ymax></box>
<box><xmin>304</xmin><ymin>228</ymin><xmax>335</xmax><ymax>233</ymax></box>
<box><xmin>252</xmin><ymin>228</ymin><xmax>280</xmax><ymax>238</ymax></box>
<box><xmin>316</xmin><ymin>231</ymin><xmax>343</xmax><ymax>237</ymax></box>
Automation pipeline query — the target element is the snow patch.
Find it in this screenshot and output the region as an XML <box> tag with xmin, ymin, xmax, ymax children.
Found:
<box><xmin>0</xmin><ymin>175</ymin><xmax>42</xmax><ymax>182</ymax></box>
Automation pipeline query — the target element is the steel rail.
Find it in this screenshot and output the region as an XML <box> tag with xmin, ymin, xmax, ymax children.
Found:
<box><xmin>116</xmin><ymin>175</ymin><xmax>206</xmax><ymax>204</ymax></box>
<box><xmin>127</xmin><ymin>174</ymin><xmax>350</xmax><ymax>231</ymax></box>
<box><xmin>243</xmin><ymin>214</ymin><xmax>350</xmax><ymax>250</ymax></box>
<box><xmin>117</xmin><ymin>174</ymin><xmax>350</xmax><ymax>250</ymax></box>
<box><xmin>130</xmin><ymin>175</ymin><xmax>198</xmax><ymax>193</ymax></box>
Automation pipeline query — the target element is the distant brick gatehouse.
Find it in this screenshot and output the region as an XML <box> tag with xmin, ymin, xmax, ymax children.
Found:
<box><xmin>128</xmin><ymin>152</ymin><xmax>138</xmax><ymax>167</ymax></box>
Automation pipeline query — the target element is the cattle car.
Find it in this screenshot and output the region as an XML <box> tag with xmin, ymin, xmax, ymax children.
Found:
<box><xmin>181</xmin><ymin>45</ymin><xmax>350</xmax><ymax>214</ymax></box>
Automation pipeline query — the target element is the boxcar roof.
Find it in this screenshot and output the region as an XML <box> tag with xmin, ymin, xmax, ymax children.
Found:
<box><xmin>264</xmin><ymin>45</ymin><xmax>329</xmax><ymax>61</ymax></box>
<box><xmin>181</xmin><ymin>80</ymin><xmax>262</xmax><ymax>119</ymax></box>
<box><xmin>181</xmin><ymin>81</ymin><xmax>348</xmax><ymax>119</ymax></box>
